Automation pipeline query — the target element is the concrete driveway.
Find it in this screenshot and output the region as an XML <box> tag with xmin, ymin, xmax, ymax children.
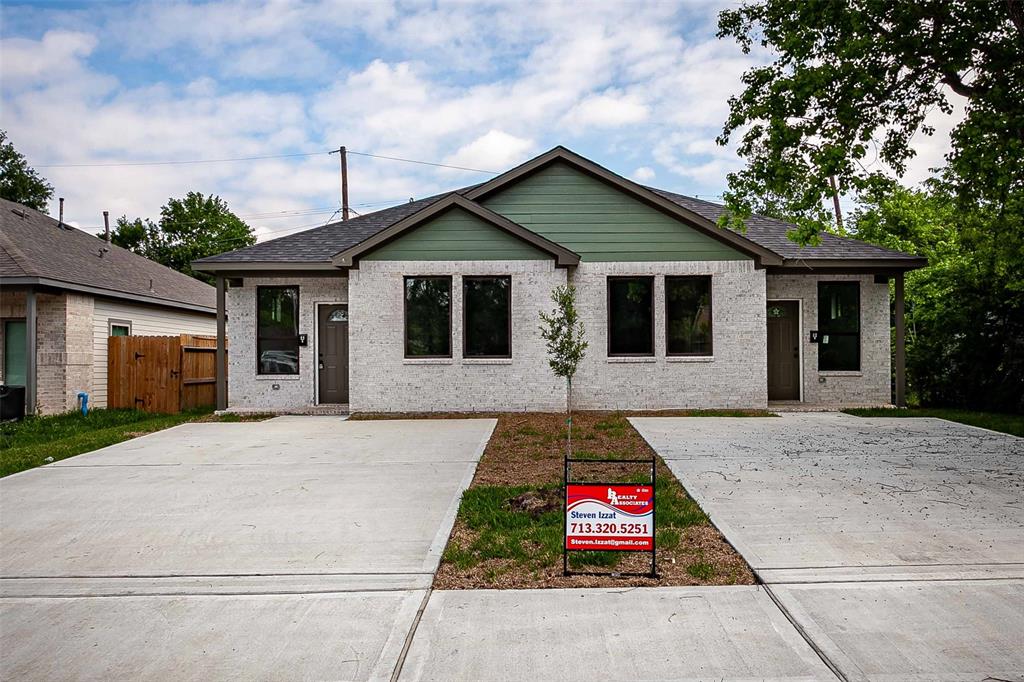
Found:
<box><xmin>1</xmin><ymin>417</ymin><xmax>494</xmax><ymax>681</ymax></box>
<box><xmin>632</xmin><ymin>413</ymin><xmax>1024</xmax><ymax>681</ymax></box>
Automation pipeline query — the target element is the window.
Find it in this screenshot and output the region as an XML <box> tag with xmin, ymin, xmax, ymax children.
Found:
<box><xmin>665</xmin><ymin>276</ymin><xmax>712</xmax><ymax>356</ymax></box>
<box><xmin>607</xmin><ymin>276</ymin><xmax>654</xmax><ymax>356</ymax></box>
<box><xmin>818</xmin><ymin>282</ymin><xmax>860</xmax><ymax>371</ymax></box>
<box><xmin>404</xmin><ymin>276</ymin><xmax>451</xmax><ymax>357</ymax></box>
<box><xmin>257</xmin><ymin>286</ymin><xmax>300</xmax><ymax>375</ymax></box>
<box><xmin>3</xmin><ymin>320</ymin><xmax>26</xmax><ymax>386</ymax></box>
<box><xmin>108</xmin><ymin>320</ymin><xmax>132</xmax><ymax>337</ymax></box>
<box><xmin>463</xmin><ymin>276</ymin><xmax>511</xmax><ymax>358</ymax></box>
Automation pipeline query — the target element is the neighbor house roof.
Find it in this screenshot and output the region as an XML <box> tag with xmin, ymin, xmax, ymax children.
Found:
<box><xmin>0</xmin><ymin>198</ymin><xmax>216</xmax><ymax>313</ymax></box>
<box><xmin>194</xmin><ymin>147</ymin><xmax>926</xmax><ymax>273</ymax></box>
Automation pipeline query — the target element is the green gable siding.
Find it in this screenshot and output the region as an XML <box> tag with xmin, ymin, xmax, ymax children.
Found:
<box><xmin>361</xmin><ymin>206</ymin><xmax>550</xmax><ymax>261</ymax></box>
<box><xmin>481</xmin><ymin>162</ymin><xmax>749</xmax><ymax>261</ymax></box>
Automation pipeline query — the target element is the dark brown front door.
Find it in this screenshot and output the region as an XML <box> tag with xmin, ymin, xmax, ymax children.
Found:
<box><xmin>767</xmin><ymin>301</ymin><xmax>800</xmax><ymax>401</ymax></box>
<box><xmin>318</xmin><ymin>304</ymin><xmax>348</xmax><ymax>404</ymax></box>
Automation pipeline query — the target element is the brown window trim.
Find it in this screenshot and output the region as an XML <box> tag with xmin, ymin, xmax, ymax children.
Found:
<box><xmin>817</xmin><ymin>280</ymin><xmax>861</xmax><ymax>371</ymax></box>
<box><xmin>256</xmin><ymin>285</ymin><xmax>301</xmax><ymax>376</ymax></box>
<box><xmin>403</xmin><ymin>275</ymin><xmax>453</xmax><ymax>359</ymax></box>
<box><xmin>665</xmin><ymin>275</ymin><xmax>713</xmax><ymax>357</ymax></box>
<box><xmin>606</xmin><ymin>275</ymin><xmax>655</xmax><ymax>357</ymax></box>
<box><xmin>462</xmin><ymin>275</ymin><xmax>512</xmax><ymax>359</ymax></box>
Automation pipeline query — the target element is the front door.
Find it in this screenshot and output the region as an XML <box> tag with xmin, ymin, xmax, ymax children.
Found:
<box><xmin>317</xmin><ymin>304</ymin><xmax>348</xmax><ymax>404</ymax></box>
<box><xmin>767</xmin><ymin>301</ymin><xmax>800</xmax><ymax>400</ymax></box>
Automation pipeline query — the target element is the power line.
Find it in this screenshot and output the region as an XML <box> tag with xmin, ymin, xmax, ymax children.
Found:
<box><xmin>37</xmin><ymin>151</ymin><xmax>331</xmax><ymax>169</ymax></box>
<box><xmin>346</xmin><ymin>150</ymin><xmax>498</xmax><ymax>175</ymax></box>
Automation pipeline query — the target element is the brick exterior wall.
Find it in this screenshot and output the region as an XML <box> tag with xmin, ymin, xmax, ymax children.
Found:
<box><xmin>226</xmin><ymin>276</ymin><xmax>347</xmax><ymax>410</ymax></box>
<box><xmin>766</xmin><ymin>273</ymin><xmax>892</xmax><ymax>407</ymax></box>
<box><xmin>571</xmin><ymin>260</ymin><xmax>768</xmax><ymax>410</ymax></box>
<box><xmin>348</xmin><ymin>260</ymin><xmax>568</xmax><ymax>412</ymax></box>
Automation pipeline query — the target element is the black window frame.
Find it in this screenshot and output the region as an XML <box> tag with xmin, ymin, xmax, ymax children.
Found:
<box><xmin>403</xmin><ymin>275</ymin><xmax>453</xmax><ymax>359</ymax></box>
<box><xmin>462</xmin><ymin>275</ymin><xmax>512</xmax><ymax>359</ymax></box>
<box><xmin>606</xmin><ymin>275</ymin><xmax>655</xmax><ymax>357</ymax></box>
<box><xmin>664</xmin><ymin>275</ymin><xmax>713</xmax><ymax>357</ymax></box>
<box><xmin>817</xmin><ymin>281</ymin><xmax>861</xmax><ymax>371</ymax></box>
<box><xmin>256</xmin><ymin>285</ymin><xmax>301</xmax><ymax>376</ymax></box>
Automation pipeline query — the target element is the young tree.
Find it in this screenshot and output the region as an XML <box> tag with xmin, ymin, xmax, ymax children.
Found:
<box><xmin>0</xmin><ymin>130</ymin><xmax>53</xmax><ymax>211</ymax></box>
<box><xmin>108</xmin><ymin>192</ymin><xmax>255</xmax><ymax>283</ymax></box>
<box><xmin>539</xmin><ymin>284</ymin><xmax>588</xmax><ymax>456</ymax></box>
<box><xmin>716</xmin><ymin>1</ymin><xmax>1024</xmax><ymax>244</ymax></box>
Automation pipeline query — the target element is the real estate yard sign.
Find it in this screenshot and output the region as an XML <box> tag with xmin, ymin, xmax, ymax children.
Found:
<box><xmin>563</xmin><ymin>457</ymin><xmax>657</xmax><ymax>577</ymax></box>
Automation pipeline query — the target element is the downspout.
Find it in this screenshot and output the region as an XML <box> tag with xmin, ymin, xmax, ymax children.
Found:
<box><xmin>894</xmin><ymin>272</ymin><xmax>906</xmax><ymax>407</ymax></box>
<box><xmin>216</xmin><ymin>275</ymin><xmax>227</xmax><ymax>411</ymax></box>
<box><xmin>25</xmin><ymin>288</ymin><xmax>37</xmax><ymax>415</ymax></box>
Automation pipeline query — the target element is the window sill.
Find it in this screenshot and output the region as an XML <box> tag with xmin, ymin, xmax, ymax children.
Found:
<box><xmin>666</xmin><ymin>356</ymin><xmax>714</xmax><ymax>363</ymax></box>
<box><xmin>607</xmin><ymin>356</ymin><xmax>656</xmax><ymax>363</ymax></box>
<box><xmin>818</xmin><ymin>371</ymin><xmax>863</xmax><ymax>377</ymax></box>
<box><xmin>403</xmin><ymin>358</ymin><xmax>453</xmax><ymax>365</ymax></box>
<box><xmin>463</xmin><ymin>358</ymin><xmax>513</xmax><ymax>365</ymax></box>
<box><xmin>256</xmin><ymin>374</ymin><xmax>301</xmax><ymax>381</ymax></box>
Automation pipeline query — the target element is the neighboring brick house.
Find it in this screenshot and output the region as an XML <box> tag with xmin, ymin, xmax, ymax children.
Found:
<box><xmin>0</xmin><ymin>198</ymin><xmax>216</xmax><ymax>415</ymax></box>
<box><xmin>194</xmin><ymin>147</ymin><xmax>925</xmax><ymax>414</ymax></box>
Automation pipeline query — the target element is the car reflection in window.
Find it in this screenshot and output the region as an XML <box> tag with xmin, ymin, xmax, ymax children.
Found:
<box><xmin>259</xmin><ymin>350</ymin><xmax>298</xmax><ymax>374</ymax></box>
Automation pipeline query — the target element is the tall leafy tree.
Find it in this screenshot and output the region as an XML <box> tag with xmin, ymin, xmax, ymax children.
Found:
<box><xmin>716</xmin><ymin>1</ymin><xmax>1024</xmax><ymax>243</ymax></box>
<box><xmin>109</xmin><ymin>192</ymin><xmax>255</xmax><ymax>283</ymax></box>
<box><xmin>0</xmin><ymin>130</ymin><xmax>53</xmax><ymax>211</ymax></box>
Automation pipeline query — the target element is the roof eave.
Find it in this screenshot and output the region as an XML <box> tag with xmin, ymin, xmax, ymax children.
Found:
<box><xmin>0</xmin><ymin>276</ymin><xmax>216</xmax><ymax>314</ymax></box>
<box><xmin>192</xmin><ymin>260</ymin><xmax>342</xmax><ymax>273</ymax></box>
<box><xmin>771</xmin><ymin>256</ymin><xmax>928</xmax><ymax>273</ymax></box>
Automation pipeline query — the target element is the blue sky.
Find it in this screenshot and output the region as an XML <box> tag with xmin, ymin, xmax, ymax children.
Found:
<box><xmin>1</xmin><ymin>0</ymin><xmax>957</xmax><ymax>241</ymax></box>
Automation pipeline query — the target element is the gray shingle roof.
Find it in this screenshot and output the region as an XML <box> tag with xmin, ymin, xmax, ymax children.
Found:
<box><xmin>1</xmin><ymin>198</ymin><xmax>215</xmax><ymax>311</ymax></box>
<box><xmin>195</xmin><ymin>173</ymin><xmax>921</xmax><ymax>267</ymax></box>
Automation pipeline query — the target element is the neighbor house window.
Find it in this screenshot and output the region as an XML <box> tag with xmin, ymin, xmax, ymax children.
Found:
<box><xmin>404</xmin><ymin>276</ymin><xmax>451</xmax><ymax>358</ymax></box>
<box><xmin>3</xmin><ymin>320</ymin><xmax>27</xmax><ymax>386</ymax></box>
<box><xmin>607</xmin><ymin>276</ymin><xmax>654</xmax><ymax>356</ymax></box>
<box><xmin>257</xmin><ymin>286</ymin><xmax>300</xmax><ymax>375</ymax></box>
<box><xmin>108</xmin><ymin>320</ymin><xmax>132</xmax><ymax>337</ymax></box>
<box><xmin>463</xmin><ymin>276</ymin><xmax>511</xmax><ymax>358</ymax></box>
<box><xmin>666</xmin><ymin>276</ymin><xmax>712</xmax><ymax>356</ymax></box>
<box><xmin>818</xmin><ymin>281</ymin><xmax>860</xmax><ymax>371</ymax></box>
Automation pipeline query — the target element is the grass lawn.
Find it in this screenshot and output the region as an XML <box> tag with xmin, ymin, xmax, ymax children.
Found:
<box><xmin>844</xmin><ymin>407</ymin><xmax>1024</xmax><ymax>438</ymax></box>
<box><xmin>0</xmin><ymin>408</ymin><xmax>269</xmax><ymax>477</ymax></box>
<box><xmin>352</xmin><ymin>411</ymin><xmax>758</xmax><ymax>589</ymax></box>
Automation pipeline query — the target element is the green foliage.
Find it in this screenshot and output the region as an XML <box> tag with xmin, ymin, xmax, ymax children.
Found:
<box><xmin>539</xmin><ymin>284</ymin><xmax>588</xmax><ymax>385</ymax></box>
<box><xmin>108</xmin><ymin>192</ymin><xmax>255</xmax><ymax>283</ymax></box>
<box><xmin>717</xmin><ymin>1</ymin><xmax>1024</xmax><ymax>243</ymax></box>
<box><xmin>0</xmin><ymin>130</ymin><xmax>53</xmax><ymax>211</ymax></box>
<box><xmin>851</xmin><ymin>184</ymin><xmax>1023</xmax><ymax>412</ymax></box>
<box><xmin>686</xmin><ymin>562</ymin><xmax>715</xmax><ymax>581</ymax></box>
<box><xmin>844</xmin><ymin>408</ymin><xmax>1024</xmax><ymax>438</ymax></box>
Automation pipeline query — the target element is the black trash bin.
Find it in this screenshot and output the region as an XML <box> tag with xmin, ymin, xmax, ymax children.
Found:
<box><xmin>0</xmin><ymin>384</ymin><xmax>26</xmax><ymax>421</ymax></box>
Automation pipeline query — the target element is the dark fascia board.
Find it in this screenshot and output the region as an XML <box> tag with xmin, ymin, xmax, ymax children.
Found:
<box><xmin>330</xmin><ymin>194</ymin><xmax>581</xmax><ymax>267</ymax></box>
<box><xmin>192</xmin><ymin>260</ymin><xmax>342</xmax><ymax>273</ymax></box>
<box><xmin>0</xmin><ymin>276</ymin><xmax>216</xmax><ymax>314</ymax></box>
<box><xmin>771</xmin><ymin>256</ymin><xmax>928</xmax><ymax>274</ymax></box>
<box><xmin>464</xmin><ymin>146</ymin><xmax>784</xmax><ymax>266</ymax></box>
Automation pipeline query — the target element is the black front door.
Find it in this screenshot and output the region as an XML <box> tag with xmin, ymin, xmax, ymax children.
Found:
<box><xmin>318</xmin><ymin>304</ymin><xmax>348</xmax><ymax>404</ymax></box>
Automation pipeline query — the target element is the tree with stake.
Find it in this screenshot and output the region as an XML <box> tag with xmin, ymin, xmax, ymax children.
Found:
<box><xmin>539</xmin><ymin>284</ymin><xmax>588</xmax><ymax>456</ymax></box>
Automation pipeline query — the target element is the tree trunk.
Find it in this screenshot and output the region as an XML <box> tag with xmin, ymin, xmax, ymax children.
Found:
<box><xmin>566</xmin><ymin>376</ymin><xmax>573</xmax><ymax>459</ymax></box>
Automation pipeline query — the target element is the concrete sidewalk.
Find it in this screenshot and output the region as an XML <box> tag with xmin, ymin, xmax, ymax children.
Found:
<box><xmin>631</xmin><ymin>413</ymin><xmax>1024</xmax><ymax>681</ymax></box>
<box><xmin>1</xmin><ymin>417</ymin><xmax>494</xmax><ymax>681</ymax></box>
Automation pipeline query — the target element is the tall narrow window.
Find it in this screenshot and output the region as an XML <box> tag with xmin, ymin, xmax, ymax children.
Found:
<box><xmin>257</xmin><ymin>286</ymin><xmax>300</xmax><ymax>375</ymax></box>
<box><xmin>607</xmin><ymin>276</ymin><xmax>654</xmax><ymax>356</ymax></box>
<box><xmin>463</xmin><ymin>276</ymin><xmax>511</xmax><ymax>358</ymax></box>
<box><xmin>818</xmin><ymin>282</ymin><xmax>860</xmax><ymax>371</ymax></box>
<box><xmin>3</xmin><ymin>320</ymin><xmax>27</xmax><ymax>386</ymax></box>
<box><xmin>404</xmin><ymin>276</ymin><xmax>452</xmax><ymax>358</ymax></box>
<box><xmin>666</xmin><ymin>276</ymin><xmax>712</xmax><ymax>356</ymax></box>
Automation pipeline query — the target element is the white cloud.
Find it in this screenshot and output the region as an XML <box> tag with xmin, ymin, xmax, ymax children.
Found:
<box><xmin>632</xmin><ymin>166</ymin><xmax>656</xmax><ymax>182</ymax></box>
<box><xmin>443</xmin><ymin>131</ymin><xmax>535</xmax><ymax>172</ymax></box>
<box><xmin>0</xmin><ymin>29</ymin><xmax>98</xmax><ymax>86</ymax></box>
<box><xmin>563</xmin><ymin>91</ymin><xmax>648</xmax><ymax>128</ymax></box>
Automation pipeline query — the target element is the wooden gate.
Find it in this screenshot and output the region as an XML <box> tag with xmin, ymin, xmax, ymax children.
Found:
<box><xmin>108</xmin><ymin>334</ymin><xmax>223</xmax><ymax>413</ymax></box>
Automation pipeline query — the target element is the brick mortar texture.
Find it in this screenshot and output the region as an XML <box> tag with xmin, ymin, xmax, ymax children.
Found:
<box><xmin>349</xmin><ymin>260</ymin><xmax>568</xmax><ymax>412</ymax></box>
<box><xmin>766</xmin><ymin>274</ymin><xmax>891</xmax><ymax>406</ymax></box>
<box><xmin>226</xmin><ymin>277</ymin><xmax>347</xmax><ymax>410</ymax></box>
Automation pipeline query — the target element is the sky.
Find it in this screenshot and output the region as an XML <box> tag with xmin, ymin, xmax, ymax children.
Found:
<box><xmin>1</xmin><ymin>0</ymin><xmax>961</xmax><ymax>243</ymax></box>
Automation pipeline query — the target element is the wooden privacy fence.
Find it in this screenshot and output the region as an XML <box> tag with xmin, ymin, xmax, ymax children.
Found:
<box><xmin>108</xmin><ymin>334</ymin><xmax>224</xmax><ymax>413</ymax></box>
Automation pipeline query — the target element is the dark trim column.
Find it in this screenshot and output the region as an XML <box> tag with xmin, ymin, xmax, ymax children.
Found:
<box><xmin>894</xmin><ymin>271</ymin><xmax>906</xmax><ymax>407</ymax></box>
<box><xmin>25</xmin><ymin>287</ymin><xmax>37</xmax><ymax>416</ymax></box>
<box><xmin>215</xmin><ymin>276</ymin><xmax>227</xmax><ymax>411</ymax></box>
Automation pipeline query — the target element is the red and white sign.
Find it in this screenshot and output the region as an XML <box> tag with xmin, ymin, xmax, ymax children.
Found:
<box><xmin>565</xmin><ymin>484</ymin><xmax>654</xmax><ymax>551</ymax></box>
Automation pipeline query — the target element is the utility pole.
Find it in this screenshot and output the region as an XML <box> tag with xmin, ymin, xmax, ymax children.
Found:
<box><xmin>329</xmin><ymin>146</ymin><xmax>350</xmax><ymax>221</ymax></box>
<box><xmin>828</xmin><ymin>175</ymin><xmax>844</xmax><ymax>232</ymax></box>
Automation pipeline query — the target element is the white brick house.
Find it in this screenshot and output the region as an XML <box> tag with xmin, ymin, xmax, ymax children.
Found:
<box><xmin>195</xmin><ymin>147</ymin><xmax>925</xmax><ymax>413</ymax></box>
<box><xmin>1</xmin><ymin>198</ymin><xmax>216</xmax><ymax>415</ymax></box>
